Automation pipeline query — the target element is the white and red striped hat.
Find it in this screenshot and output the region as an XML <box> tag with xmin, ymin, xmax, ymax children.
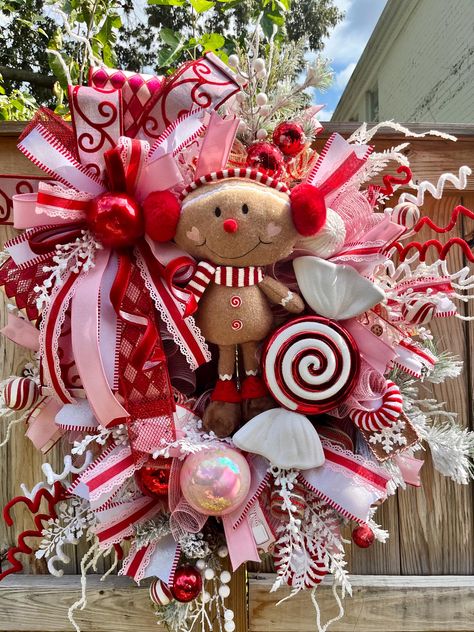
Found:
<box><xmin>179</xmin><ymin>167</ymin><xmax>290</xmax><ymax>200</ymax></box>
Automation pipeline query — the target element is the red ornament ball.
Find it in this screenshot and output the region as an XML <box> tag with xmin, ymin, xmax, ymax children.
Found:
<box><xmin>245</xmin><ymin>142</ymin><xmax>284</xmax><ymax>178</ymax></box>
<box><xmin>272</xmin><ymin>121</ymin><xmax>306</xmax><ymax>157</ymax></box>
<box><xmin>87</xmin><ymin>192</ymin><xmax>144</xmax><ymax>249</ymax></box>
<box><xmin>352</xmin><ymin>525</ymin><xmax>375</xmax><ymax>548</ymax></box>
<box><xmin>171</xmin><ymin>565</ymin><xmax>203</xmax><ymax>602</ymax></box>
<box><xmin>136</xmin><ymin>460</ymin><xmax>171</xmax><ymax>498</ymax></box>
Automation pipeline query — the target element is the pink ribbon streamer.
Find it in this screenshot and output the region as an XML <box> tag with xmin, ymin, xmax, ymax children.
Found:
<box><xmin>306</xmin><ymin>133</ymin><xmax>372</xmax><ymax>204</ymax></box>
<box><xmin>25</xmin><ymin>398</ymin><xmax>63</xmax><ymax>452</ymax></box>
<box><xmin>70</xmin><ymin>249</ymin><xmax>129</xmax><ymax>427</ymax></box>
<box><xmin>342</xmin><ymin>318</ymin><xmax>398</xmax><ymax>376</ymax></box>
<box><xmin>394</xmin><ymin>453</ymin><xmax>424</xmax><ymax>487</ymax></box>
<box><xmin>12</xmin><ymin>193</ymin><xmax>71</xmax><ymax>229</ymax></box>
<box><xmin>0</xmin><ymin>313</ymin><xmax>40</xmax><ymax>350</ymax></box>
<box><xmin>195</xmin><ymin>111</ymin><xmax>239</xmax><ymax>178</ymax></box>
<box><xmin>223</xmin><ymin>513</ymin><xmax>261</xmax><ymax>571</ymax></box>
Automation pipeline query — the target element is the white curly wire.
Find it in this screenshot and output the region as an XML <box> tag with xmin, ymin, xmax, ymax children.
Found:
<box><xmin>348</xmin><ymin>120</ymin><xmax>457</xmax><ymax>144</ymax></box>
<box><xmin>311</xmin><ymin>582</ymin><xmax>345</xmax><ymax>632</ymax></box>
<box><xmin>42</xmin><ymin>452</ymin><xmax>93</xmax><ymax>485</ymax></box>
<box><xmin>398</xmin><ymin>166</ymin><xmax>472</xmax><ymax>206</ymax></box>
<box><xmin>48</xmin><ymin>539</ymin><xmax>77</xmax><ymax>578</ymax></box>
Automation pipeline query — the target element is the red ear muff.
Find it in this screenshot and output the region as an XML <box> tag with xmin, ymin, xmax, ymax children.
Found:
<box><xmin>143</xmin><ymin>190</ymin><xmax>181</xmax><ymax>242</ymax></box>
<box><xmin>290</xmin><ymin>183</ymin><xmax>327</xmax><ymax>236</ymax></box>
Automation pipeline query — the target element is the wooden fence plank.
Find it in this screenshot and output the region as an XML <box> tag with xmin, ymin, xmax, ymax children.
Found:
<box><xmin>397</xmin><ymin>194</ymin><xmax>474</xmax><ymax>574</ymax></box>
<box><xmin>248</xmin><ymin>574</ymin><xmax>474</xmax><ymax>632</ymax></box>
<box><xmin>1</xmin><ymin>574</ymin><xmax>473</xmax><ymax>632</ymax></box>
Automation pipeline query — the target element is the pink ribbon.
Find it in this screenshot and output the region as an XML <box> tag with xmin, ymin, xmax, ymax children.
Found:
<box><xmin>306</xmin><ymin>133</ymin><xmax>373</xmax><ymax>204</ymax></box>
<box><xmin>25</xmin><ymin>398</ymin><xmax>63</xmax><ymax>452</ymax></box>
<box><xmin>394</xmin><ymin>453</ymin><xmax>424</xmax><ymax>487</ymax></box>
<box><xmin>0</xmin><ymin>313</ymin><xmax>39</xmax><ymax>350</ymax></box>
<box><xmin>71</xmin><ymin>249</ymin><xmax>129</xmax><ymax>427</ymax></box>
<box><xmin>195</xmin><ymin>111</ymin><xmax>239</xmax><ymax>178</ymax></box>
<box><xmin>12</xmin><ymin>192</ymin><xmax>71</xmax><ymax>229</ymax></box>
<box><xmin>223</xmin><ymin>513</ymin><xmax>261</xmax><ymax>571</ymax></box>
<box><xmin>342</xmin><ymin>318</ymin><xmax>398</xmax><ymax>376</ymax></box>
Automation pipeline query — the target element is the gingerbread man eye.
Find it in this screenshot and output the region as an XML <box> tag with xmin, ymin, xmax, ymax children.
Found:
<box><xmin>242</xmin><ymin>203</ymin><xmax>249</xmax><ymax>215</ymax></box>
<box><xmin>214</xmin><ymin>207</ymin><xmax>222</xmax><ymax>217</ymax></box>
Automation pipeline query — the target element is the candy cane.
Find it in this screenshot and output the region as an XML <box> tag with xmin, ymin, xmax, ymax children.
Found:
<box><xmin>349</xmin><ymin>380</ymin><xmax>403</xmax><ymax>432</ymax></box>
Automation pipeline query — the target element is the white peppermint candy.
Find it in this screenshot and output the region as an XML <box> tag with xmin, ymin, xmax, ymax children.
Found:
<box><xmin>3</xmin><ymin>377</ymin><xmax>40</xmax><ymax>411</ymax></box>
<box><xmin>149</xmin><ymin>578</ymin><xmax>173</xmax><ymax>606</ymax></box>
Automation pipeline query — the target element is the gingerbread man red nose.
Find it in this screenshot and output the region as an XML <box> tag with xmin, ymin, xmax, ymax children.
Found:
<box><xmin>223</xmin><ymin>218</ymin><xmax>239</xmax><ymax>233</ymax></box>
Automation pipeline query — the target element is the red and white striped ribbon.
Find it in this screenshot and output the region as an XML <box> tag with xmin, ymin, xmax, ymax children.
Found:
<box><xmin>18</xmin><ymin>124</ymin><xmax>106</xmax><ymax>195</ymax></box>
<box><xmin>94</xmin><ymin>496</ymin><xmax>159</xmax><ymax>548</ymax></box>
<box><xmin>300</xmin><ymin>442</ymin><xmax>391</xmax><ymax>524</ymax></box>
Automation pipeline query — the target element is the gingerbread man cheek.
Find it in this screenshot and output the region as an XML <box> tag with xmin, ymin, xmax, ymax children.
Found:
<box><xmin>266</xmin><ymin>222</ymin><xmax>282</xmax><ymax>238</ymax></box>
<box><xmin>186</xmin><ymin>226</ymin><xmax>203</xmax><ymax>243</ymax></box>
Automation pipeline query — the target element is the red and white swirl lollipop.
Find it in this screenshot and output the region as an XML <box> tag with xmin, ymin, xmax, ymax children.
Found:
<box><xmin>349</xmin><ymin>380</ymin><xmax>403</xmax><ymax>432</ymax></box>
<box><xmin>263</xmin><ymin>317</ymin><xmax>360</xmax><ymax>414</ymax></box>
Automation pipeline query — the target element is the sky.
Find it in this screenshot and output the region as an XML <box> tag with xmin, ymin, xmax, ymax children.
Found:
<box><xmin>317</xmin><ymin>0</ymin><xmax>388</xmax><ymax>120</ymax></box>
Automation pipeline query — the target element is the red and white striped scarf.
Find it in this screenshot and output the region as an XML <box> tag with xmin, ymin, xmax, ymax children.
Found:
<box><xmin>186</xmin><ymin>261</ymin><xmax>264</xmax><ymax>303</ymax></box>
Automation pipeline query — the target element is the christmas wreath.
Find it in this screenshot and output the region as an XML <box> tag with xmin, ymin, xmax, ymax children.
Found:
<box><xmin>0</xmin><ymin>30</ymin><xmax>473</xmax><ymax>632</ymax></box>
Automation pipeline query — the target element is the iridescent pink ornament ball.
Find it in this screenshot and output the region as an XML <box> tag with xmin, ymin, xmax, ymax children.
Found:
<box><xmin>180</xmin><ymin>447</ymin><xmax>251</xmax><ymax>516</ymax></box>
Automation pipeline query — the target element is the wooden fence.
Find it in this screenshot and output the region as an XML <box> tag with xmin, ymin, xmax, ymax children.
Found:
<box><xmin>0</xmin><ymin>122</ymin><xmax>473</xmax><ymax>632</ymax></box>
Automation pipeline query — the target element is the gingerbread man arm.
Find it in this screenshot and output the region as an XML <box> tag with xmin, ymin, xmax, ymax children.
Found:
<box><xmin>258</xmin><ymin>276</ymin><xmax>304</xmax><ymax>313</ymax></box>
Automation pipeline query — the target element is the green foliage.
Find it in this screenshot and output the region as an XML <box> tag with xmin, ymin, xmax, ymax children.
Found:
<box><xmin>0</xmin><ymin>75</ymin><xmax>39</xmax><ymax>121</ymax></box>
<box><xmin>0</xmin><ymin>0</ymin><xmax>343</xmax><ymax>119</ymax></box>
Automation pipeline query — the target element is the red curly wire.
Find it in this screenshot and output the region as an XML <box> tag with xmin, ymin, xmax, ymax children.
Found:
<box><xmin>380</xmin><ymin>166</ymin><xmax>412</xmax><ymax>196</ymax></box>
<box><xmin>0</xmin><ymin>482</ymin><xmax>66</xmax><ymax>581</ymax></box>
<box><xmin>413</xmin><ymin>204</ymin><xmax>474</xmax><ymax>234</ymax></box>
<box><xmin>392</xmin><ymin>238</ymin><xmax>474</xmax><ymax>262</ymax></box>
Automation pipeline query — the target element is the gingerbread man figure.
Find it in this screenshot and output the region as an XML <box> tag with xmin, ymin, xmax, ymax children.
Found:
<box><xmin>145</xmin><ymin>168</ymin><xmax>327</xmax><ymax>437</ymax></box>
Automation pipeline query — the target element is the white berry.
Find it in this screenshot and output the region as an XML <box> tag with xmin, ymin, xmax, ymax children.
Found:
<box><xmin>236</xmin><ymin>92</ymin><xmax>246</xmax><ymax>103</ymax></box>
<box><xmin>256</xmin><ymin>128</ymin><xmax>268</xmax><ymax>139</ymax></box>
<box><xmin>202</xmin><ymin>591</ymin><xmax>211</xmax><ymax>604</ymax></box>
<box><xmin>259</xmin><ymin>105</ymin><xmax>270</xmax><ymax>116</ymax></box>
<box><xmin>219</xmin><ymin>585</ymin><xmax>231</xmax><ymax>598</ymax></box>
<box><xmin>220</xmin><ymin>571</ymin><xmax>231</xmax><ymax>584</ymax></box>
<box><xmin>253</xmin><ymin>58</ymin><xmax>265</xmax><ymax>72</ymax></box>
<box><xmin>224</xmin><ymin>610</ymin><xmax>234</xmax><ymax>621</ymax></box>
<box><xmin>256</xmin><ymin>92</ymin><xmax>268</xmax><ymax>106</ymax></box>
<box><xmin>256</xmin><ymin>69</ymin><xmax>267</xmax><ymax>79</ymax></box>
<box><xmin>204</xmin><ymin>568</ymin><xmax>215</xmax><ymax>580</ymax></box>
<box><xmin>218</xmin><ymin>546</ymin><xmax>229</xmax><ymax>558</ymax></box>
<box><xmin>228</xmin><ymin>54</ymin><xmax>239</xmax><ymax>68</ymax></box>
<box><xmin>196</xmin><ymin>559</ymin><xmax>206</xmax><ymax>570</ymax></box>
<box><xmin>224</xmin><ymin>621</ymin><xmax>236</xmax><ymax>632</ymax></box>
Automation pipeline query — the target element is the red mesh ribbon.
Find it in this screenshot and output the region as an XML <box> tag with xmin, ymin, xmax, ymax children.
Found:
<box><xmin>18</xmin><ymin>107</ymin><xmax>79</xmax><ymax>161</ymax></box>
<box><xmin>114</xmin><ymin>254</ymin><xmax>176</xmax><ymax>458</ymax></box>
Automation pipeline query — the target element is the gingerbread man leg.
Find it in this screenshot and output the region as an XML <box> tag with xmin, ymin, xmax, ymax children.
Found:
<box><xmin>203</xmin><ymin>345</ymin><xmax>241</xmax><ymax>438</ymax></box>
<box><xmin>240</xmin><ymin>340</ymin><xmax>275</xmax><ymax>422</ymax></box>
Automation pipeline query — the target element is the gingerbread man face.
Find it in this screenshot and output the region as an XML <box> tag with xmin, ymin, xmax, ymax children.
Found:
<box><xmin>174</xmin><ymin>179</ymin><xmax>298</xmax><ymax>267</ymax></box>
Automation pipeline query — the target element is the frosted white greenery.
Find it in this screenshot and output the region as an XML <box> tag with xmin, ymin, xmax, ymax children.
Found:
<box><xmin>133</xmin><ymin>515</ymin><xmax>171</xmax><ymax>549</ymax></box>
<box><xmin>36</xmin><ymin>497</ymin><xmax>96</xmax><ymax>577</ymax></box>
<box><xmin>390</xmin><ymin>351</ymin><xmax>474</xmax><ymax>484</ymax></box>
<box><xmin>71</xmin><ymin>424</ymin><xmax>128</xmax><ymax>455</ymax></box>
<box><xmin>34</xmin><ymin>230</ymin><xmax>102</xmax><ymax>311</ymax></box>
<box><xmin>230</xmin><ymin>20</ymin><xmax>332</xmax><ymax>144</ymax></box>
